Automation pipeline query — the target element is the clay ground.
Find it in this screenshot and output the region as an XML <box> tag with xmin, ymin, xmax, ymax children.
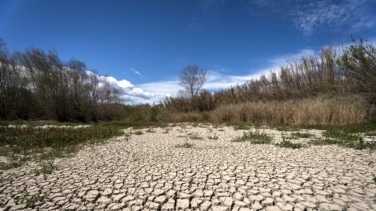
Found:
<box><xmin>0</xmin><ymin>123</ymin><xmax>375</xmax><ymax>210</ymax></box>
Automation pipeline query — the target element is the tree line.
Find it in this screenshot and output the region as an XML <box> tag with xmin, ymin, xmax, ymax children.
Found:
<box><xmin>0</xmin><ymin>39</ymin><xmax>124</xmax><ymax>121</ymax></box>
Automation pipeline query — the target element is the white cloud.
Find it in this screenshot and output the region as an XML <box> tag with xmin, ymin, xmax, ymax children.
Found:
<box><xmin>87</xmin><ymin>71</ymin><xmax>155</xmax><ymax>105</ymax></box>
<box><xmin>269</xmin><ymin>49</ymin><xmax>316</xmax><ymax>66</ymax></box>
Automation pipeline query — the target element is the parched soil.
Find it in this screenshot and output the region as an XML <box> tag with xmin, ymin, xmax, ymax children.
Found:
<box><xmin>0</xmin><ymin>124</ymin><xmax>375</xmax><ymax>210</ymax></box>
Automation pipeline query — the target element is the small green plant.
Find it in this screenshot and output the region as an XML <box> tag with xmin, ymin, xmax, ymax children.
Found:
<box><xmin>188</xmin><ymin>177</ymin><xmax>194</xmax><ymax>189</ymax></box>
<box><xmin>278</xmin><ymin>140</ymin><xmax>303</xmax><ymax>149</ymax></box>
<box><xmin>162</xmin><ymin>128</ymin><xmax>170</xmax><ymax>134</ymax></box>
<box><xmin>323</xmin><ymin>130</ymin><xmax>360</xmax><ymax>142</ymax></box>
<box><xmin>275</xmin><ymin>125</ymin><xmax>299</xmax><ymax>131</ymax></box>
<box><xmin>34</xmin><ymin>160</ymin><xmax>58</xmax><ymax>175</ymax></box>
<box><xmin>208</xmin><ymin>133</ymin><xmax>219</xmax><ymax>140</ymax></box>
<box><xmin>188</xmin><ymin>133</ymin><xmax>203</xmax><ymax>140</ymax></box>
<box><xmin>233</xmin><ymin>124</ymin><xmax>251</xmax><ymax>130</ymax></box>
<box><xmin>15</xmin><ymin>192</ymin><xmax>42</xmax><ymax>208</ymax></box>
<box><xmin>175</xmin><ymin>142</ymin><xmax>194</xmax><ymax>148</ymax></box>
<box><xmin>233</xmin><ymin>130</ymin><xmax>272</xmax><ymax>144</ymax></box>
<box><xmin>309</xmin><ymin>132</ymin><xmax>375</xmax><ymax>150</ymax></box>
<box><xmin>133</xmin><ymin>130</ymin><xmax>144</xmax><ymax>135</ymax></box>
<box><xmin>290</xmin><ymin>132</ymin><xmax>313</xmax><ymax>139</ymax></box>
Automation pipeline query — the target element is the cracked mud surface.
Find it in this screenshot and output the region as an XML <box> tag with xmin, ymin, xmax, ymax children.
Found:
<box><xmin>1</xmin><ymin>124</ymin><xmax>375</xmax><ymax>210</ymax></box>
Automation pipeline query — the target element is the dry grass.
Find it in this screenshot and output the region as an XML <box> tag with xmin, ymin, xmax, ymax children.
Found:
<box><xmin>165</xmin><ymin>95</ymin><xmax>369</xmax><ymax>125</ymax></box>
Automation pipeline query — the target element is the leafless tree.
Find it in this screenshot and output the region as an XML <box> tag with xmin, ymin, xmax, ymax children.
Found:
<box><xmin>179</xmin><ymin>65</ymin><xmax>207</xmax><ymax>99</ymax></box>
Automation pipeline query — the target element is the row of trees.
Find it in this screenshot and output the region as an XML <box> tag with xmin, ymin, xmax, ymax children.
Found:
<box><xmin>0</xmin><ymin>39</ymin><xmax>123</xmax><ymax>121</ymax></box>
<box><xmin>166</xmin><ymin>40</ymin><xmax>376</xmax><ymax>114</ymax></box>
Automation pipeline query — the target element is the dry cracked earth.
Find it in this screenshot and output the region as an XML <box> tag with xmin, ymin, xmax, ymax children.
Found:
<box><xmin>0</xmin><ymin>124</ymin><xmax>375</xmax><ymax>211</ymax></box>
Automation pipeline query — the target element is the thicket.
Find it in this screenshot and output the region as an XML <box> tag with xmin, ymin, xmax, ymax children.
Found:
<box><xmin>0</xmin><ymin>39</ymin><xmax>128</xmax><ymax>121</ymax></box>
<box><xmin>163</xmin><ymin>40</ymin><xmax>376</xmax><ymax>125</ymax></box>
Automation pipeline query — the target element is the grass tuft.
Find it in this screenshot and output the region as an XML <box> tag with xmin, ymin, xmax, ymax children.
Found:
<box><xmin>175</xmin><ymin>142</ymin><xmax>194</xmax><ymax>148</ymax></box>
<box><xmin>233</xmin><ymin>130</ymin><xmax>272</xmax><ymax>144</ymax></box>
<box><xmin>0</xmin><ymin>124</ymin><xmax>123</xmax><ymax>170</ymax></box>
<box><xmin>277</xmin><ymin>140</ymin><xmax>304</xmax><ymax>149</ymax></box>
<box><xmin>34</xmin><ymin>160</ymin><xmax>58</xmax><ymax>175</ymax></box>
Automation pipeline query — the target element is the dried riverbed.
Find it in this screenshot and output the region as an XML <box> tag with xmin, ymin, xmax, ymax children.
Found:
<box><xmin>0</xmin><ymin>124</ymin><xmax>375</xmax><ymax>210</ymax></box>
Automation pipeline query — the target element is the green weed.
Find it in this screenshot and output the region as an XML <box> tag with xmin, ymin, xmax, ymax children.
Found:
<box><xmin>208</xmin><ymin>133</ymin><xmax>219</xmax><ymax>140</ymax></box>
<box><xmin>34</xmin><ymin>160</ymin><xmax>58</xmax><ymax>175</ymax></box>
<box><xmin>233</xmin><ymin>130</ymin><xmax>272</xmax><ymax>144</ymax></box>
<box><xmin>175</xmin><ymin>142</ymin><xmax>194</xmax><ymax>148</ymax></box>
<box><xmin>290</xmin><ymin>132</ymin><xmax>313</xmax><ymax>139</ymax></box>
<box><xmin>233</xmin><ymin>124</ymin><xmax>251</xmax><ymax>130</ymax></box>
<box><xmin>309</xmin><ymin>130</ymin><xmax>375</xmax><ymax>150</ymax></box>
<box><xmin>277</xmin><ymin>140</ymin><xmax>304</xmax><ymax>149</ymax></box>
<box><xmin>133</xmin><ymin>130</ymin><xmax>144</xmax><ymax>135</ymax></box>
<box><xmin>15</xmin><ymin>192</ymin><xmax>42</xmax><ymax>208</ymax></box>
<box><xmin>0</xmin><ymin>125</ymin><xmax>123</xmax><ymax>170</ymax></box>
<box><xmin>188</xmin><ymin>133</ymin><xmax>203</xmax><ymax>140</ymax></box>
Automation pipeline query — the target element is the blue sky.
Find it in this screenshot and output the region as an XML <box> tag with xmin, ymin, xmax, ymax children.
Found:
<box><xmin>1</xmin><ymin>0</ymin><xmax>375</xmax><ymax>104</ymax></box>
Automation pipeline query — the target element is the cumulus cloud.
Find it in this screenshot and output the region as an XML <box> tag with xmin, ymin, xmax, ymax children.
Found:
<box><xmin>87</xmin><ymin>71</ymin><xmax>155</xmax><ymax>105</ymax></box>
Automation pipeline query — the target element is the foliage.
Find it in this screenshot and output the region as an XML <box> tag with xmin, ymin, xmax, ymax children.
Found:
<box><xmin>338</xmin><ymin>39</ymin><xmax>376</xmax><ymax>105</ymax></box>
<box><xmin>0</xmin><ymin>39</ymin><xmax>130</xmax><ymax>122</ymax></box>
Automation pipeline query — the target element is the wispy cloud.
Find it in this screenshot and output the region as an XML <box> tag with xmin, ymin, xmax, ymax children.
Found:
<box><xmin>197</xmin><ymin>0</ymin><xmax>225</xmax><ymax>11</ymax></box>
<box><xmin>130</xmin><ymin>68</ymin><xmax>141</xmax><ymax>77</ymax></box>
<box><xmin>269</xmin><ymin>49</ymin><xmax>316</xmax><ymax>66</ymax></box>
<box><xmin>247</xmin><ymin>0</ymin><xmax>375</xmax><ymax>35</ymax></box>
